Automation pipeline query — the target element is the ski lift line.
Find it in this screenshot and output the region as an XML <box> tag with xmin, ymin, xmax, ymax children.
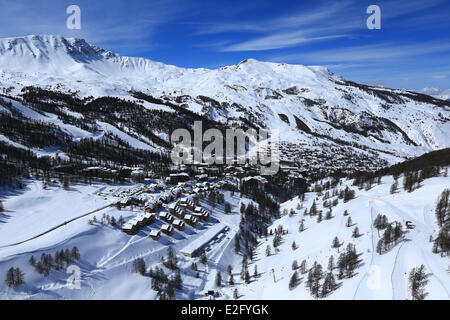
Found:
<box><xmin>0</xmin><ymin>202</ymin><xmax>116</xmax><ymax>248</ymax></box>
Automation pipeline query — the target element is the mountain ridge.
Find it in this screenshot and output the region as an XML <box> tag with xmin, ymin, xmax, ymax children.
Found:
<box><xmin>0</xmin><ymin>34</ymin><xmax>449</xmax><ymax>175</ymax></box>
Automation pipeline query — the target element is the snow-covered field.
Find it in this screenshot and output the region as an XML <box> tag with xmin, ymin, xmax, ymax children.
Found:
<box><xmin>0</xmin><ymin>171</ymin><xmax>448</xmax><ymax>300</ymax></box>
<box><xmin>0</xmin><ymin>180</ymin><xmax>241</xmax><ymax>299</ymax></box>
<box><xmin>221</xmin><ymin>174</ymin><xmax>450</xmax><ymax>300</ymax></box>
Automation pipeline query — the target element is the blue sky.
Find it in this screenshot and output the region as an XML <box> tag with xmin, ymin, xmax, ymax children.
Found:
<box><xmin>0</xmin><ymin>0</ymin><xmax>449</xmax><ymax>90</ymax></box>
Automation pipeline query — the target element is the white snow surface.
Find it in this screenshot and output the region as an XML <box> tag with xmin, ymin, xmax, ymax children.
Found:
<box><xmin>0</xmin><ymin>172</ymin><xmax>449</xmax><ymax>300</ymax></box>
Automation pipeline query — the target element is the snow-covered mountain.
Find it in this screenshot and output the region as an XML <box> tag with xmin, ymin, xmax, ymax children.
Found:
<box><xmin>421</xmin><ymin>88</ymin><xmax>450</xmax><ymax>101</ymax></box>
<box><xmin>0</xmin><ymin>35</ymin><xmax>449</xmax><ymax>169</ymax></box>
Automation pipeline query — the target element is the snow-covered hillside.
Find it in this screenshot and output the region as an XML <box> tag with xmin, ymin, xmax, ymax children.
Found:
<box><xmin>222</xmin><ymin>172</ymin><xmax>450</xmax><ymax>300</ymax></box>
<box><xmin>0</xmin><ymin>35</ymin><xmax>449</xmax><ymax>165</ymax></box>
<box><xmin>0</xmin><ymin>168</ymin><xmax>448</xmax><ymax>300</ymax></box>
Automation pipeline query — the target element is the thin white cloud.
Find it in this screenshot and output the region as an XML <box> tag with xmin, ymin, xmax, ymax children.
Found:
<box><xmin>273</xmin><ymin>42</ymin><xmax>450</xmax><ymax>63</ymax></box>
<box><xmin>221</xmin><ymin>34</ymin><xmax>349</xmax><ymax>52</ymax></box>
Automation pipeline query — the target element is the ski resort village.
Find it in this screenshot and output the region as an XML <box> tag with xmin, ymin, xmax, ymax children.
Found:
<box><xmin>0</xmin><ymin>35</ymin><xmax>448</xmax><ymax>300</ymax></box>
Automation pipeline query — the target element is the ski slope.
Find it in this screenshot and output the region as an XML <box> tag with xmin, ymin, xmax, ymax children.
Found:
<box><xmin>0</xmin><ymin>171</ymin><xmax>448</xmax><ymax>299</ymax></box>
<box><xmin>219</xmin><ymin>173</ymin><xmax>450</xmax><ymax>300</ymax></box>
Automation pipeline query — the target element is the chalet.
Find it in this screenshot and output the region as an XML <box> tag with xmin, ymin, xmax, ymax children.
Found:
<box><xmin>168</xmin><ymin>203</ymin><xmax>185</xmax><ymax>219</ymax></box>
<box><xmin>173</xmin><ymin>219</ymin><xmax>185</xmax><ymax>231</ymax></box>
<box><xmin>171</xmin><ymin>187</ymin><xmax>182</xmax><ymax>199</ymax></box>
<box><xmin>195</xmin><ymin>174</ymin><xmax>208</xmax><ymax>182</ymax></box>
<box><xmin>122</xmin><ymin>222</ymin><xmax>136</xmax><ymax>235</ymax></box>
<box><xmin>149</xmin><ymin>230</ymin><xmax>161</xmax><ymax>240</ymax></box>
<box><xmin>166</xmin><ymin>173</ymin><xmax>190</xmax><ymax>184</ymax></box>
<box><xmin>194</xmin><ymin>206</ymin><xmax>210</xmax><ymax>221</ymax></box>
<box><xmin>161</xmin><ymin>224</ymin><xmax>175</xmax><ymax>236</ymax></box>
<box><xmin>242</xmin><ymin>176</ymin><xmax>268</xmax><ymax>191</ymax></box>
<box><xmin>159</xmin><ymin>193</ymin><xmax>172</xmax><ymax>204</ymax></box>
<box><xmin>202</xmin><ymin>211</ymin><xmax>210</xmax><ymax>221</ymax></box>
<box><xmin>201</xmin><ymin>182</ymin><xmax>211</xmax><ymax>190</ymax></box>
<box><xmin>130</xmin><ymin>169</ymin><xmax>145</xmax><ymax>183</ymax></box>
<box><xmin>177</xmin><ymin>198</ymin><xmax>195</xmax><ymax>211</ymax></box>
<box><xmin>192</xmin><ymin>211</ymin><xmax>204</xmax><ymax>221</ymax></box>
<box><xmin>144</xmin><ymin>201</ymin><xmax>157</xmax><ymax>213</ymax></box>
<box><xmin>192</xmin><ymin>187</ymin><xmax>202</xmax><ymax>194</ymax></box>
<box><xmin>159</xmin><ymin>212</ymin><xmax>174</xmax><ymax>224</ymax></box>
<box><xmin>143</xmin><ymin>212</ymin><xmax>155</xmax><ymax>225</ymax></box>
<box><xmin>135</xmin><ymin>215</ymin><xmax>147</xmax><ymax>227</ymax></box>
<box><xmin>118</xmin><ymin>198</ymin><xmax>131</xmax><ymax>208</ymax></box>
<box><xmin>146</xmin><ymin>184</ymin><xmax>158</xmax><ymax>192</ymax></box>
<box><xmin>184</xmin><ymin>214</ymin><xmax>198</xmax><ymax>228</ymax></box>
<box><xmin>183</xmin><ymin>186</ymin><xmax>193</xmax><ymax>194</ymax></box>
<box><xmin>129</xmin><ymin>197</ymin><xmax>142</xmax><ymax>206</ymax></box>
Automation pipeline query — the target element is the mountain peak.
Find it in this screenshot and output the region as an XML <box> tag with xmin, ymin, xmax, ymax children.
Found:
<box><xmin>0</xmin><ymin>34</ymin><xmax>117</xmax><ymax>63</ymax></box>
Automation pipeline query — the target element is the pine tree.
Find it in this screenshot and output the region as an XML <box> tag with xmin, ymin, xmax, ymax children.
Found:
<box><xmin>244</xmin><ymin>270</ymin><xmax>251</xmax><ymax>284</ymax></box>
<box><xmin>133</xmin><ymin>258</ymin><xmax>146</xmax><ymax>275</ymax></box>
<box><xmin>5</xmin><ymin>267</ymin><xmax>24</xmax><ymax>288</ymax></box>
<box><xmin>325</xmin><ymin>208</ymin><xmax>332</xmax><ymax>220</ymax></box>
<box><xmin>346</xmin><ymin>216</ymin><xmax>352</xmax><ymax>227</ymax></box>
<box><xmin>173</xmin><ymin>271</ymin><xmax>183</xmax><ymax>290</ymax></box>
<box><xmin>200</xmin><ymin>250</ymin><xmax>207</xmax><ymax>265</ymax></box>
<box><xmin>71</xmin><ymin>246</ymin><xmax>80</xmax><ymax>261</ymax></box>
<box><xmin>317</xmin><ymin>211</ymin><xmax>323</xmax><ymax>223</ymax></box>
<box><xmin>240</xmin><ymin>256</ymin><xmax>248</xmax><ymax>280</ymax></box>
<box><xmin>310</xmin><ymin>200</ymin><xmax>317</xmax><ymax>216</ymax></box>
<box><xmin>291</xmin><ymin>241</ymin><xmax>297</xmax><ymax>250</ymax></box>
<box><xmin>216</xmin><ymin>271</ymin><xmax>222</xmax><ymax>287</ymax></box>
<box><xmin>376</xmin><ymin>239</ymin><xmax>384</xmax><ymax>255</ymax></box>
<box><xmin>5</xmin><ymin>268</ymin><xmax>15</xmax><ymax>287</ymax></box>
<box><xmin>229</xmin><ymin>273</ymin><xmax>235</xmax><ymax>285</ymax></box>
<box><xmin>273</xmin><ymin>233</ymin><xmax>282</xmax><ymax>248</ymax></box>
<box><xmin>328</xmin><ymin>256</ymin><xmax>334</xmax><ymax>271</ymax></box>
<box><xmin>332</xmin><ymin>236</ymin><xmax>341</xmax><ymax>252</ymax></box>
<box><xmin>63</xmin><ymin>177</ymin><xmax>69</xmax><ymax>190</ymax></box>
<box><xmin>265</xmin><ymin>245</ymin><xmax>271</xmax><ymax>256</ymax></box>
<box><xmin>233</xmin><ymin>288</ymin><xmax>239</xmax><ymax>299</ymax></box>
<box><xmin>292</xmin><ymin>260</ymin><xmax>298</xmax><ymax>270</ymax></box>
<box><xmin>343</xmin><ymin>187</ymin><xmax>356</xmax><ymax>202</ymax></box>
<box><xmin>166</xmin><ymin>282</ymin><xmax>175</xmax><ymax>300</ymax></box>
<box><xmin>299</xmin><ymin>219</ymin><xmax>305</xmax><ymax>232</ymax></box>
<box><xmin>352</xmin><ymin>227</ymin><xmax>360</xmax><ymax>238</ymax></box>
<box><xmin>390</xmin><ymin>179</ymin><xmax>398</xmax><ymax>194</ymax></box>
<box><xmin>253</xmin><ymin>265</ymin><xmax>258</xmax><ymax>278</ymax></box>
<box><xmin>227</xmin><ymin>265</ymin><xmax>233</xmax><ymax>275</ymax></box>
<box><xmin>288</xmin><ymin>271</ymin><xmax>298</xmax><ymax>290</ymax></box>
<box><xmin>322</xmin><ymin>272</ymin><xmax>336</xmax><ymax>296</ymax></box>
<box><xmin>234</xmin><ymin>235</ymin><xmax>240</xmax><ymax>254</ymax></box>
<box><xmin>409</xmin><ymin>265</ymin><xmax>427</xmax><ymax>300</ymax></box>
<box><xmin>0</xmin><ymin>200</ymin><xmax>3</xmax><ymax>213</ymax></box>
<box><xmin>165</xmin><ymin>247</ymin><xmax>178</xmax><ymax>270</ymax></box>
<box><xmin>300</xmin><ymin>260</ymin><xmax>307</xmax><ymax>274</ymax></box>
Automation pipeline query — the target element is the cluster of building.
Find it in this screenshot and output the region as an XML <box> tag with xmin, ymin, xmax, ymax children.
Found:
<box><xmin>118</xmin><ymin>179</ymin><xmax>220</xmax><ymax>241</ymax></box>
